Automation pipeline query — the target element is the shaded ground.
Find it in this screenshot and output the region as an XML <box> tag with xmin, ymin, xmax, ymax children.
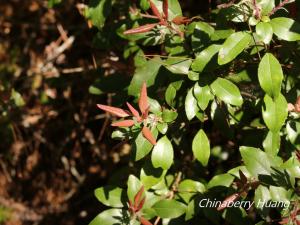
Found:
<box><xmin>0</xmin><ymin>0</ymin><xmax>212</xmax><ymax>224</ymax></box>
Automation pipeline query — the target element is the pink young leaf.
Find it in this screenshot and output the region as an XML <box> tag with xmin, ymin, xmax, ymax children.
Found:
<box><xmin>97</xmin><ymin>104</ymin><xmax>130</xmax><ymax>117</ymax></box>
<box><xmin>111</xmin><ymin>120</ymin><xmax>135</xmax><ymax>127</ymax></box>
<box><xmin>126</xmin><ymin>102</ymin><xmax>141</xmax><ymax>121</ymax></box>
<box><xmin>134</xmin><ymin>186</ymin><xmax>145</xmax><ymax>209</ymax></box>
<box><xmin>148</xmin><ymin>0</ymin><xmax>163</xmax><ymax>20</ymax></box>
<box><xmin>140</xmin><ymin>217</ymin><xmax>153</xmax><ymax>225</ymax></box>
<box><xmin>142</xmin><ymin>126</ymin><xmax>157</xmax><ymax>145</ymax></box>
<box><xmin>139</xmin><ymin>82</ymin><xmax>149</xmax><ymax>115</ymax></box>
<box><xmin>163</xmin><ymin>0</ymin><xmax>169</xmax><ymax>20</ymax></box>
<box><xmin>124</xmin><ymin>23</ymin><xmax>158</xmax><ymax>35</ymax></box>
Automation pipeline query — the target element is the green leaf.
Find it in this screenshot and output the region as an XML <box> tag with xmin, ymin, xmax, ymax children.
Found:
<box><xmin>165</xmin><ymin>84</ymin><xmax>177</xmax><ymax>106</ymax></box>
<box><xmin>128</xmin><ymin>57</ymin><xmax>162</xmax><ymax>96</ymax></box>
<box><xmin>211</xmin><ymin>29</ymin><xmax>235</xmax><ymax>41</ymax></box>
<box><xmin>140</xmin><ymin>160</ymin><xmax>166</xmax><ymax>189</ymax></box>
<box><xmin>263</xmin><ymin>131</ymin><xmax>280</xmax><ymax>156</ymax></box>
<box><xmin>48</xmin><ymin>0</ymin><xmax>61</xmax><ymax>7</ymax></box>
<box><xmin>191</xmin><ymin>44</ymin><xmax>221</xmax><ymax>73</ymax></box>
<box><xmin>165</xmin><ymin>58</ymin><xmax>192</xmax><ymax>75</ymax></box>
<box><xmin>258</xmin><ymin>53</ymin><xmax>283</xmax><ymax>98</ymax></box>
<box><xmin>207</xmin><ymin>173</ymin><xmax>234</xmax><ymax>189</ymax></box>
<box><xmin>192</xmin><ymin>129</ymin><xmax>210</xmax><ymax>166</ymax></box>
<box><xmin>191</xmin><ymin>22</ymin><xmax>215</xmax><ymax>53</ymax></box>
<box><xmin>185</xmin><ymin>88</ymin><xmax>199</xmax><ymax>120</ymax></box>
<box><xmin>152</xmin><ymin>199</ymin><xmax>186</xmax><ymax>218</ymax></box>
<box><xmin>240</xmin><ymin>146</ymin><xmax>282</xmax><ymax>178</ymax></box>
<box><xmin>210</xmin><ymin>78</ymin><xmax>243</xmax><ymax>106</ymax></box>
<box><xmin>178</xmin><ymin>179</ymin><xmax>206</xmax><ymax>203</ymax></box>
<box><xmin>151</xmin><ymin>136</ymin><xmax>174</xmax><ymax>170</ymax></box>
<box><xmin>286</xmin><ymin>121</ymin><xmax>300</xmax><ymax>148</ymax></box>
<box><xmin>162</xmin><ymin>109</ymin><xmax>178</xmax><ymax>122</ymax></box>
<box><xmin>270</xmin><ymin>17</ymin><xmax>300</xmax><ymax>41</ymax></box>
<box><xmin>157</xmin><ymin>123</ymin><xmax>168</xmax><ymax>134</ymax></box>
<box><xmin>132</xmin><ymin>127</ymin><xmax>158</xmax><ymax>161</ymax></box>
<box><xmin>86</xmin><ymin>0</ymin><xmax>112</xmax><ymax>30</ymax></box>
<box><xmin>256</xmin><ymin>22</ymin><xmax>273</xmax><ymax>44</ymax></box>
<box><xmin>94</xmin><ymin>186</ymin><xmax>125</xmax><ymax>207</ymax></box>
<box><xmin>218</xmin><ymin>32</ymin><xmax>252</xmax><ymax>65</ymax></box>
<box><xmin>257</xmin><ymin>0</ymin><xmax>274</xmax><ymax>15</ymax></box>
<box><xmin>11</xmin><ymin>89</ymin><xmax>25</xmax><ymax>107</ymax></box>
<box><xmin>89</xmin><ymin>209</ymin><xmax>130</xmax><ymax>225</ymax></box>
<box><xmin>262</xmin><ymin>94</ymin><xmax>288</xmax><ymax>132</ymax></box>
<box><xmin>127</xmin><ymin>175</ymin><xmax>143</xmax><ymax>202</ymax></box>
<box><xmin>269</xmin><ymin>186</ymin><xmax>291</xmax><ymax>203</ymax></box>
<box><xmin>193</xmin><ymin>83</ymin><xmax>213</xmax><ymax>110</ymax></box>
<box><xmin>254</xmin><ymin>185</ymin><xmax>271</xmax><ymax>210</ymax></box>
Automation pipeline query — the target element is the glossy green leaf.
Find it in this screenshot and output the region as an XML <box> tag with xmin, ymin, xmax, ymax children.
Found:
<box><xmin>140</xmin><ymin>160</ymin><xmax>166</xmax><ymax>189</ymax></box>
<box><xmin>128</xmin><ymin>57</ymin><xmax>162</xmax><ymax>96</ymax></box>
<box><xmin>240</xmin><ymin>146</ymin><xmax>282</xmax><ymax>178</ymax></box>
<box><xmin>210</xmin><ymin>78</ymin><xmax>243</xmax><ymax>106</ymax></box>
<box><xmin>262</xmin><ymin>94</ymin><xmax>288</xmax><ymax>132</ymax></box>
<box><xmin>89</xmin><ymin>209</ymin><xmax>130</xmax><ymax>225</ymax></box>
<box><xmin>263</xmin><ymin>131</ymin><xmax>280</xmax><ymax>156</ymax></box>
<box><xmin>191</xmin><ymin>22</ymin><xmax>215</xmax><ymax>53</ymax></box>
<box><xmin>191</xmin><ymin>44</ymin><xmax>221</xmax><ymax>72</ymax></box>
<box><xmin>185</xmin><ymin>88</ymin><xmax>199</xmax><ymax>120</ymax></box>
<box><xmin>269</xmin><ymin>186</ymin><xmax>291</xmax><ymax>203</ymax></box>
<box><xmin>151</xmin><ymin>136</ymin><xmax>173</xmax><ymax>170</ymax></box>
<box><xmin>178</xmin><ymin>179</ymin><xmax>206</xmax><ymax>203</ymax></box>
<box><xmin>127</xmin><ymin>175</ymin><xmax>143</xmax><ymax>202</ymax></box>
<box><xmin>132</xmin><ymin>127</ymin><xmax>158</xmax><ymax>161</ymax></box>
<box><xmin>86</xmin><ymin>0</ymin><xmax>112</xmax><ymax>30</ymax></box>
<box><xmin>192</xmin><ymin>129</ymin><xmax>210</xmax><ymax>166</ymax></box>
<box><xmin>218</xmin><ymin>32</ymin><xmax>252</xmax><ymax>65</ymax></box>
<box><xmin>271</xmin><ymin>17</ymin><xmax>300</xmax><ymax>41</ymax></box>
<box><xmin>162</xmin><ymin>109</ymin><xmax>178</xmax><ymax>122</ymax></box>
<box><xmin>207</xmin><ymin>173</ymin><xmax>234</xmax><ymax>189</ymax></box>
<box><xmin>254</xmin><ymin>185</ymin><xmax>271</xmax><ymax>210</ymax></box>
<box><xmin>256</xmin><ymin>22</ymin><xmax>273</xmax><ymax>44</ymax></box>
<box><xmin>152</xmin><ymin>199</ymin><xmax>186</xmax><ymax>218</ymax></box>
<box><xmin>286</xmin><ymin>121</ymin><xmax>300</xmax><ymax>148</ymax></box>
<box><xmin>165</xmin><ymin>58</ymin><xmax>192</xmax><ymax>75</ymax></box>
<box><xmin>94</xmin><ymin>186</ymin><xmax>125</xmax><ymax>207</ymax></box>
<box><xmin>257</xmin><ymin>0</ymin><xmax>274</xmax><ymax>15</ymax></box>
<box><xmin>165</xmin><ymin>84</ymin><xmax>177</xmax><ymax>106</ymax></box>
<box><xmin>258</xmin><ymin>53</ymin><xmax>283</xmax><ymax>98</ymax></box>
<box><xmin>193</xmin><ymin>83</ymin><xmax>213</xmax><ymax>110</ymax></box>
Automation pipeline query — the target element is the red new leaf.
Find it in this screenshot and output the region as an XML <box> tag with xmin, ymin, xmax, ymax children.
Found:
<box><xmin>149</xmin><ymin>0</ymin><xmax>163</xmax><ymax>20</ymax></box>
<box><xmin>140</xmin><ymin>217</ymin><xmax>153</xmax><ymax>225</ymax></box>
<box><xmin>217</xmin><ymin>193</ymin><xmax>240</xmax><ymax>211</ymax></box>
<box><xmin>295</xmin><ymin>96</ymin><xmax>300</xmax><ymax>112</ymax></box>
<box><xmin>111</xmin><ymin>120</ymin><xmax>135</xmax><ymax>127</ymax></box>
<box><xmin>97</xmin><ymin>104</ymin><xmax>130</xmax><ymax>117</ymax></box>
<box><xmin>124</xmin><ymin>23</ymin><xmax>158</xmax><ymax>35</ymax></box>
<box><xmin>134</xmin><ymin>186</ymin><xmax>145</xmax><ymax>209</ymax></box>
<box><xmin>139</xmin><ymin>82</ymin><xmax>149</xmax><ymax>115</ymax></box>
<box><xmin>172</xmin><ymin>16</ymin><xmax>191</xmax><ymax>25</ymax></box>
<box><xmin>278</xmin><ymin>217</ymin><xmax>289</xmax><ymax>224</ymax></box>
<box><xmin>126</xmin><ymin>102</ymin><xmax>141</xmax><ymax>121</ymax></box>
<box><xmin>239</xmin><ymin>170</ymin><xmax>247</xmax><ymax>184</ymax></box>
<box><xmin>136</xmin><ymin>197</ymin><xmax>146</xmax><ymax>212</ymax></box>
<box><xmin>142</xmin><ymin>126</ymin><xmax>157</xmax><ymax>145</ymax></box>
<box><xmin>163</xmin><ymin>0</ymin><xmax>168</xmax><ymax>20</ymax></box>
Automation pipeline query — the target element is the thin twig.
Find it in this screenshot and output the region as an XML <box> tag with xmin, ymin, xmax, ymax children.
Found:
<box><xmin>269</xmin><ymin>0</ymin><xmax>290</xmax><ymax>16</ymax></box>
<box><xmin>217</xmin><ymin>0</ymin><xmax>236</xmax><ymax>9</ymax></box>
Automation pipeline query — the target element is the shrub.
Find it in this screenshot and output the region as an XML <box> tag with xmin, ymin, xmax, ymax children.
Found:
<box><xmin>86</xmin><ymin>0</ymin><xmax>300</xmax><ymax>224</ymax></box>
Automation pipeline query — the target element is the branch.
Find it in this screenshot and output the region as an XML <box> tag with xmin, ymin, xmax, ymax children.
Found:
<box><xmin>269</xmin><ymin>0</ymin><xmax>290</xmax><ymax>16</ymax></box>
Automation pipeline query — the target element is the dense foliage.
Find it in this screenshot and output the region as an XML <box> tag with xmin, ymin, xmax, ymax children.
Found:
<box><xmin>63</xmin><ymin>0</ymin><xmax>300</xmax><ymax>224</ymax></box>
